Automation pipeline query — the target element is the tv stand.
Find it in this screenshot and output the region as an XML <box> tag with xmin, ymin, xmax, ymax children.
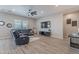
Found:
<box><xmin>39</xmin><ymin>31</ymin><xmax>51</xmax><ymax>36</ymax></box>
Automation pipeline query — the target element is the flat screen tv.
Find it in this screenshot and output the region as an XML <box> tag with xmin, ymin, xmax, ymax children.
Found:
<box><xmin>41</xmin><ymin>21</ymin><xmax>50</xmax><ymax>28</ymax></box>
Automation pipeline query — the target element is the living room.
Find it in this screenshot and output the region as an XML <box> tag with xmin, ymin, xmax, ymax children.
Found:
<box><xmin>0</xmin><ymin>5</ymin><xmax>79</xmax><ymax>54</ymax></box>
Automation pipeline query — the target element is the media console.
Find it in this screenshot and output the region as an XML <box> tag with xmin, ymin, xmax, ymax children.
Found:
<box><xmin>39</xmin><ymin>31</ymin><xmax>51</xmax><ymax>36</ymax></box>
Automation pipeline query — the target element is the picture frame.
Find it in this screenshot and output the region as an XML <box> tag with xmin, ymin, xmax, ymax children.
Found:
<box><xmin>67</xmin><ymin>18</ymin><xmax>71</xmax><ymax>24</ymax></box>
<box><xmin>72</xmin><ymin>21</ymin><xmax>77</xmax><ymax>26</ymax></box>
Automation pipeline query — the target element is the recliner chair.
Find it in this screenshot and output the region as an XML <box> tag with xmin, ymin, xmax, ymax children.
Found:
<box><xmin>13</xmin><ymin>30</ymin><xmax>29</xmax><ymax>45</ymax></box>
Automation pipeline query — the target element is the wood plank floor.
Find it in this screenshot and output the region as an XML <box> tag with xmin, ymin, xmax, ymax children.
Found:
<box><xmin>0</xmin><ymin>36</ymin><xmax>79</xmax><ymax>54</ymax></box>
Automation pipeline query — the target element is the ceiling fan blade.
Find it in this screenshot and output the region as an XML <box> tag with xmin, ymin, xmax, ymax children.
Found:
<box><xmin>31</xmin><ymin>11</ymin><xmax>37</xmax><ymax>16</ymax></box>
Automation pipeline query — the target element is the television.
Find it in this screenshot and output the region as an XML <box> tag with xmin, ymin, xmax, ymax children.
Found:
<box><xmin>41</xmin><ymin>21</ymin><xmax>50</xmax><ymax>28</ymax></box>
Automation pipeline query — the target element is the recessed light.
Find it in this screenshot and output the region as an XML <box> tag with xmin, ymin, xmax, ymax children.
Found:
<box><xmin>56</xmin><ymin>5</ymin><xmax>58</xmax><ymax>7</ymax></box>
<box><xmin>40</xmin><ymin>11</ymin><xmax>44</xmax><ymax>14</ymax></box>
<box><xmin>12</xmin><ymin>9</ymin><xmax>15</xmax><ymax>12</ymax></box>
<box><xmin>24</xmin><ymin>11</ymin><xmax>26</xmax><ymax>12</ymax></box>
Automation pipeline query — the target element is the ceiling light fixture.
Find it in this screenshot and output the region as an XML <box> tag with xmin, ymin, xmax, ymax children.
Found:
<box><xmin>24</xmin><ymin>8</ymin><xmax>37</xmax><ymax>16</ymax></box>
<box><xmin>28</xmin><ymin>9</ymin><xmax>37</xmax><ymax>16</ymax></box>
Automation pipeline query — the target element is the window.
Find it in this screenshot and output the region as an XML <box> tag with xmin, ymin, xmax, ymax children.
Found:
<box><xmin>23</xmin><ymin>21</ymin><xmax>28</xmax><ymax>29</ymax></box>
<box><xmin>14</xmin><ymin>20</ymin><xmax>28</xmax><ymax>29</ymax></box>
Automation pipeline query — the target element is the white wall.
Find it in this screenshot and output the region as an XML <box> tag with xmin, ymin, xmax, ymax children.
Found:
<box><xmin>64</xmin><ymin>12</ymin><xmax>79</xmax><ymax>38</ymax></box>
<box><xmin>36</xmin><ymin>13</ymin><xmax>63</xmax><ymax>39</ymax></box>
<box><xmin>0</xmin><ymin>13</ymin><xmax>36</xmax><ymax>39</ymax></box>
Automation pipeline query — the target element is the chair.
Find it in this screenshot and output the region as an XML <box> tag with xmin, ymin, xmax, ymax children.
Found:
<box><xmin>13</xmin><ymin>31</ymin><xmax>29</xmax><ymax>45</ymax></box>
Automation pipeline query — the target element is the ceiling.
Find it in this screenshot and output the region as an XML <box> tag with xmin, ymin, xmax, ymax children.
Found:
<box><xmin>0</xmin><ymin>5</ymin><xmax>79</xmax><ymax>18</ymax></box>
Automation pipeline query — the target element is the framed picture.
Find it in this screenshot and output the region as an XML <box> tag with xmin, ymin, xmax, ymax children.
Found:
<box><xmin>72</xmin><ymin>21</ymin><xmax>77</xmax><ymax>26</ymax></box>
<box><xmin>67</xmin><ymin>19</ymin><xmax>71</xmax><ymax>24</ymax></box>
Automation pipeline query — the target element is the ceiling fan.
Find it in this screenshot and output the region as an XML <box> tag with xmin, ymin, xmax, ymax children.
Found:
<box><xmin>27</xmin><ymin>9</ymin><xmax>37</xmax><ymax>16</ymax></box>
